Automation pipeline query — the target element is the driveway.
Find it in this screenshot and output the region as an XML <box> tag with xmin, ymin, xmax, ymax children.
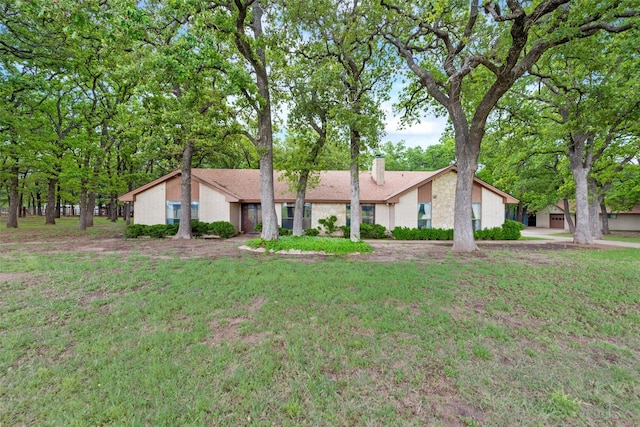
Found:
<box><xmin>521</xmin><ymin>227</ymin><xmax>640</xmax><ymax>249</ymax></box>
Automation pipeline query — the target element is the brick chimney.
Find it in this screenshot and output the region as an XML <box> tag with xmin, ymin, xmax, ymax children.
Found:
<box><xmin>372</xmin><ymin>155</ymin><xmax>385</xmax><ymax>185</ymax></box>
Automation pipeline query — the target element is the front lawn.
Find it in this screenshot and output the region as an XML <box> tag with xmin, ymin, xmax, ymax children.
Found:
<box><xmin>1</xmin><ymin>221</ymin><xmax>639</xmax><ymax>426</ymax></box>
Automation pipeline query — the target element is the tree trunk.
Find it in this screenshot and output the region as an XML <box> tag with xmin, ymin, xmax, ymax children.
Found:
<box><xmin>6</xmin><ymin>164</ymin><xmax>19</xmax><ymax>228</ymax></box>
<box><xmin>568</xmin><ymin>133</ymin><xmax>593</xmax><ymax>244</ymax></box>
<box><xmin>349</xmin><ymin>129</ymin><xmax>361</xmax><ymax>242</ymax></box>
<box><xmin>78</xmin><ymin>186</ymin><xmax>88</xmax><ymax>231</ymax></box>
<box><xmin>451</xmin><ymin>118</ymin><xmax>480</xmax><ymax>252</ymax></box>
<box><xmin>86</xmin><ymin>192</ymin><xmax>96</xmax><ymax>227</ymax></box>
<box><xmin>292</xmin><ymin>173</ymin><xmax>309</xmax><ymax>237</ymax></box>
<box><xmin>45</xmin><ymin>177</ymin><xmax>57</xmax><ymax>225</ymax></box>
<box><xmin>600</xmin><ymin>202</ymin><xmax>610</xmax><ymax>235</ymax></box>
<box><xmin>563</xmin><ymin>198</ymin><xmax>575</xmax><ymax>234</ymax></box>
<box><xmin>174</xmin><ymin>141</ymin><xmax>194</xmax><ymax>240</ymax></box>
<box><xmin>109</xmin><ymin>195</ymin><xmax>118</xmax><ymax>222</ymax></box>
<box><xmin>587</xmin><ymin>177</ymin><xmax>602</xmax><ymax>240</ymax></box>
<box><xmin>124</xmin><ymin>201</ymin><xmax>131</xmax><ymax>225</ymax></box>
<box><xmin>36</xmin><ymin>191</ymin><xmax>42</xmax><ymax>216</ymax></box>
<box><xmin>55</xmin><ymin>183</ymin><xmax>61</xmax><ymax>218</ymax></box>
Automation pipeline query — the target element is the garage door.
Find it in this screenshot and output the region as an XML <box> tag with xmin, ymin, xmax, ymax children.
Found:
<box><xmin>549</xmin><ymin>214</ymin><xmax>565</xmax><ymax>229</ymax></box>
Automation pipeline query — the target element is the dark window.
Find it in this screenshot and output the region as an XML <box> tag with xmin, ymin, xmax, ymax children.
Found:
<box><xmin>281</xmin><ymin>203</ymin><xmax>311</xmax><ymax>230</ymax></box>
<box><xmin>346</xmin><ymin>204</ymin><xmax>375</xmax><ymax>226</ymax></box>
<box><xmin>166</xmin><ymin>201</ymin><xmax>199</xmax><ymax>224</ymax></box>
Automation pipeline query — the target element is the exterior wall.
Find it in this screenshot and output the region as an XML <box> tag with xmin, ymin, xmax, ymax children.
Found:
<box><xmin>276</xmin><ymin>203</ymin><xmax>283</xmax><ymax>226</ymax></box>
<box><xmin>537</xmin><ymin>205</ymin><xmax>569</xmax><ymax>229</ymax></box>
<box><xmin>395</xmin><ymin>189</ymin><xmax>418</xmax><ymax>228</ymax></box>
<box><xmin>311</xmin><ymin>203</ymin><xmax>347</xmax><ymax>229</ymax></box>
<box><xmin>602</xmin><ymin>214</ymin><xmax>640</xmax><ymax>231</ymax></box>
<box><xmin>229</xmin><ymin>203</ymin><xmax>241</xmax><ymax>231</ymax></box>
<box><xmin>134</xmin><ymin>183</ymin><xmax>166</xmax><ymax>225</ymax></box>
<box><xmin>481</xmin><ymin>188</ymin><xmax>505</xmax><ymax>229</ymax></box>
<box><xmin>375</xmin><ymin>203</ymin><xmax>391</xmax><ymax>229</ymax></box>
<box><xmin>431</xmin><ymin>172</ymin><xmax>457</xmax><ymax>229</ymax></box>
<box><xmin>199</xmin><ymin>184</ymin><xmax>231</xmax><ymax>223</ymax></box>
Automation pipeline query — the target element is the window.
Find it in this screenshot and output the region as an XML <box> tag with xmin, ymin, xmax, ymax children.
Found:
<box><xmin>346</xmin><ymin>204</ymin><xmax>375</xmax><ymax>226</ymax></box>
<box><xmin>418</xmin><ymin>202</ymin><xmax>432</xmax><ymax>229</ymax></box>
<box><xmin>166</xmin><ymin>201</ymin><xmax>199</xmax><ymax>224</ymax></box>
<box><xmin>281</xmin><ymin>202</ymin><xmax>311</xmax><ymax>230</ymax></box>
<box><xmin>472</xmin><ymin>202</ymin><xmax>481</xmax><ymax>231</ymax></box>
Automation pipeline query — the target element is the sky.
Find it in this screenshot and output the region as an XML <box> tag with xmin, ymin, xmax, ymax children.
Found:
<box><xmin>383</xmin><ymin>109</ymin><xmax>448</xmax><ymax>148</ymax></box>
<box><xmin>380</xmin><ymin>82</ymin><xmax>448</xmax><ymax>149</ymax></box>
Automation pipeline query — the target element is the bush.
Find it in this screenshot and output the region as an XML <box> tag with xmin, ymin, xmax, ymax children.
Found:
<box><xmin>342</xmin><ymin>223</ymin><xmax>388</xmax><ymax>239</ymax></box>
<box><xmin>209</xmin><ymin>221</ymin><xmax>237</xmax><ymax>238</ymax></box>
<box><xmin>474</xmin><ymin>227</ymin><xmax>504</xmax><ymax>240</ymax></box>
<box><xmin>123</xmin><ymin>224</ymin><xmax>146</xmax><ymax>239</ymax></box>
<box><xmin>502</xmin><ymin>219</ymin><xmax>525</xmax><ymax>240</ymax></box>
<box><xmin>391</xmin><ymin>227</ymin><xmax>453</xmax><ymax>240</ymax></box>
<box><xmin>318</xmin><ymin>215</ymin><xmax>339</xmax><ymax>235</ymax></box>
<box><xmin>124</xmin><ymin>221</ymin><xmax>236</xmax><ymax>239</ymax></box>
<box><xmin>304</xmin><ymin>228</ymin><xmax>320</xmax><ymax>236</ymax></box>
<box><xmin>279</xmin><ymin>227</ymin><xmax>292</xmax><ymax>236</ymax></box>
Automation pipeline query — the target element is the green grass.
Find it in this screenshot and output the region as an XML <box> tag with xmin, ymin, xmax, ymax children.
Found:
<box><xmin>246</xmin><ymin>235</ymin><xmax>373</xmax><ymax>254</ymax></box>
<box><xmin>1</xmin><ymin>220</ymin><xmax>639</xmax><ymax>426</ymax></box>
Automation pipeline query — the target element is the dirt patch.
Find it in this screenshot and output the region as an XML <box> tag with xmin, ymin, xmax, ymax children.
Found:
<box><xmin>0</xmin><ymin>227</ymin><xmax>612</xmax><ymax>265</ymax></box>
<box><xmin>0</xmin><ymin>272</ymin><xmax>39</xmax><ymax>284</ymax></box>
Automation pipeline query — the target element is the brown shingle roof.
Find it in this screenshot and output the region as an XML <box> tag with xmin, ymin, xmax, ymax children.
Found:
<box><xmin>119</xmin><ymin>167</ymin><xmax>519</xmax><ymax>204</ymax></box>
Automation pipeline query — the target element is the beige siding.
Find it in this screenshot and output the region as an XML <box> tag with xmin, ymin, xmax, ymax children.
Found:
<box><xmin>229</xmin><ymin>203</ymin><xmax>240</xmax><ymax>231</ymax></box>
<box><xmin>199</xmin><ymin>184</ymin><xmax>231</xmax><ymax>223</ymax></box>
<box><xmin>276</xmin><ymin>203</ymin><xmax>283</xmax><ymax>227</ymax></box>
<box><xmin>601</xmin><ymin>214</ymin><xmax>640</xmax><ymax>231</ymax></box>
<box><xmin>375</xmin><ymin>204</ymin><xmax>390</xmax><ymax>229</ymax></box>
<box><xmin>481</xmin><ymin>188</ymin><xmax>505</xmax><ymax>229</ymax></box>
<box><xmin>395</xmin><ymin>189</ymin><xmax>418</xmax><ymax>228</ymax></box>
<box><xmin>537</xmin><ymin>205</ymin><xmax>567</xmax><ymax>229</ymax></box>
<box><xmin>311</xmin><ymin>203</ymin><xmax>347</xmax><ymax>229</ymax></box>
<box><xmin>134</xmin><ymin>183</ymin><xmax>166</xmax><ymax>225</ymax></box>
<box><xmin>432</xmin><ymin>172</ymin><xmax>456</xmax><ymax>229</ymax></box>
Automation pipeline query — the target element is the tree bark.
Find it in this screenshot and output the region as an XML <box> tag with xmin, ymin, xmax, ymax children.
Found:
<box><xmin>45</xmin><ymin>177</ymin><xmax>57</xmax><ymax>225</ymax></box>
<box><xmin>292</xmin><ymin>173</ymin><xmax>309</xmax><ymax>237</ymax></box>
<box><xmin>562</xmin><ymin>198</ymin><xmax>576</xmax><ymax>234</ymax></box>
<box><xmin>7</xmin><ymin>164</ymin><xmax>19</xmax><ymax>228</ymax></box>
<box><xmin>109</xmin><ymin>195</ymin><xmax>118</xmax><ymax>222</ymax></box>
<box><xmin>87</xmin><ymin>192</ymin><xmax>96</xmax><ymax>227</ymax></box>
<box><xmin>174</xmin><ymin>141</ymin><xmax>194</xmax><ymax>240</ymax></box>
<box><xmin>349</xmin><ymin>129</ymin><xmax>361</xmax><ymax>242</ymax></box>
<box><xmin>78</xmin><ymin>186</ymin><xmax>88</xmax><ymax>231</ymax></box>
<box><xmin>587</xmin><ymin>177</ymin><xmax>602</xmax><ymax>240</ymax></box>
<box><xmin>568</xmin><ymin>133</ymin><xmax>593</xmax><ymax>244</ymax></box>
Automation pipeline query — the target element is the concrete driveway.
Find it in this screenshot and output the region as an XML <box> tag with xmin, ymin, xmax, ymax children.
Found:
<box><xmin>521</xmin><ymin>227</ymin><xmax>640</xmax><ymax>249</ymax></box>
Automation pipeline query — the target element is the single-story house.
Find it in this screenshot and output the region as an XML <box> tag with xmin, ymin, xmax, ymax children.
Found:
<box><xmin>535</xmin><ymin>203</ymin><xmax>640</xmax><ymax>231</ymax></box>
<box><xmin>118</xmin><ymin>158</ymin><xmax>519</xmax><ymax>234</ymax></box>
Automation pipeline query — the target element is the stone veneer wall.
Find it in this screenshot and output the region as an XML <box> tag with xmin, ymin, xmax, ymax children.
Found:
<box><xmin>134</xmin><ymin>183</ymin><xmax>166</xmax><ymax>225</ymax></box>
<box><xmin>431</xmin><ymin>171</ymin><xmax>456</xmax><ymax>229</ymax></box>
<box><xmin>311</xmin><ymin>203</ymin><xmax>347</xmax><ymax>229</ymax></box>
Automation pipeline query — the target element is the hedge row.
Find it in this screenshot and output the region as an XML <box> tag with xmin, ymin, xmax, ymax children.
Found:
<box><xmin>124</xmin><ymin>221</ymin><xmax>237</xmax><ymax>239</ymax></box>
<box><xmin>392</xmin><ymin>220</ymin><xmax>524</xmax><ymax>241</ymax></box>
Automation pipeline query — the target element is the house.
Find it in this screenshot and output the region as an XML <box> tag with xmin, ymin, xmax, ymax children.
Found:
<box><xmin>118</xmin><ymin>158</ymin><xmax>519</xmax><ymax>234</ymax></box>
<box><xmin>535</xmin><ymin>203</ymin><xmax>640</xmax><ymax>231</ymax></box>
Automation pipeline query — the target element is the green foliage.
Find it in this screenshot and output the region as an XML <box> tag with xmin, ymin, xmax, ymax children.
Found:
<box><xmin>501</xmin><ymin>219</ymin><xmax>525</xmax><ymax>240</ymax></box>
<box><xmin>279</xmin><ymin>227</ymin><xmax>293</xmax><ymax>236</ymax></box>
<box><xmin>392</xmin><ymin>221</ymin><xmax>524</xmax><ymax>241</ymax></box>
<box><xmin>124</xmin><ymin>221</ymin><xmax>236</xmax><ymax>239</ymax></box>
<box><xmin>245</xmin><ymin>235</ymin><xmax>372</xmax><ymax>254</ymax></box>
<box><xmin>318</xmin><ymin>215</ymin><xmax>339</xmax><ymax>235</ymax></box>
<box><xmin>391</xmin><ymin>227</ymin><xmax>454</xmax><ymax>241</ymax></box>
<box><xmin>303</xmin><ymin>228</ymin><xmax>320</xmax><ymax>237</ymax></box>
<box><xmin>341</xmin><ymin>223</ymin><xmax>387</xmax><ymax>239</ymax></box>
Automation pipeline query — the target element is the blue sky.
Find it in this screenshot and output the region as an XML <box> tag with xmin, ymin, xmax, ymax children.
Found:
<box><xmin>383</xmin><ymin>110</ymin><xmax>448</xmax><ymax>148</ymax></box>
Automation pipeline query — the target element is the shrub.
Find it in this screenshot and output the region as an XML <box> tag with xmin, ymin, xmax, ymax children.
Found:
<box><xmin>279</xmin><ymin>227</ymin><xmax>292</xmax><ymax>236</ymax></box>
<box><xmin>254</xmin><ymin>222</ymin><xmax>262</xmax><ymax>233</ymax></box>
<box><xmin>502</xmin><ymin>219</ymin><xmax>525</xmax><ymax>240</ymax></box>
<box><xmin>474</xmin><ymin>227</ymin><xmax>504</xmax><ymax>240</ymax></box>
<box><xmin>345</xmin><ymin>223</ymin><xmax>388</xmax><ymax>239</ymax></box>
<box><xmin>209</xmin><ymin>221</ymin><xmax>237</xmax><ymax>238</ymax></box>
<box><xmin>124</xmin><ymin>224</ymin><xmax>146</xmax><ymax>239</ymax></box>
<box><xmin>318</xmin><ymin>215</ymin><xmax>339</xmax><ymax>235</ymax></box>
<box><xmin>304</xmin><ymin>228</ymin><xmax>320</xmax><ymax>237</ymax></box>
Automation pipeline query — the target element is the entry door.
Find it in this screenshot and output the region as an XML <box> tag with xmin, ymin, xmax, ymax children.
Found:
<box><xmin>550</xmin><ymin>214</ymin><xmax>565</xmax><ymax>229</ymax></box>
<box><xmin>241</xmin><ymin>203</ymin><xmax>262</xmax><ymax>233</ymax></box>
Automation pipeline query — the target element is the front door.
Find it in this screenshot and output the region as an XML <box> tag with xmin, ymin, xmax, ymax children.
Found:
<box><xmin>550</xmin><ymin>214</ymin><xmax>565</xmax><ymax>229</ymax></box>
<box><xmin>241</xmin><ymin>203</ymin><xmax>262</xmax><ymax>233</ymax></box>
